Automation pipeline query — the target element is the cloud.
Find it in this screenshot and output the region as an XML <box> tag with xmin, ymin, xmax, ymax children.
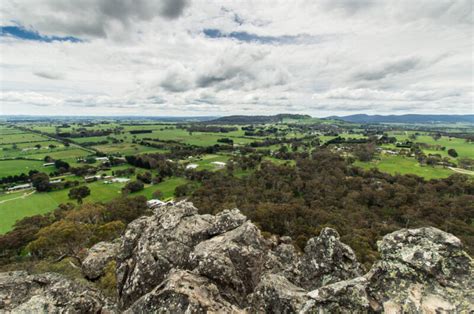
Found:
<box><xmin>33</xmin><ymin>70</ymin><xmax>65</xmax><ymax>80</ymax></box>
<box><xmin>160</xmin><ymin>0</ymin><xmax>189</xmax><ymax>19</ymax></box>
<box><xmin>320</xmin><ymin>0</ymin><xmax>376</xmax><ymax>15</ymax></box>
<box><xmin>1</xmin><ymin>0</ymin><xmax>190</xmax><ymax>39</ymax></box>
<box><xmin>0</xmin><ymin>0</ymin><xmax>472</xmax><ymax>116</ymax></box>
<box><xmin>203</xmin><ymin>29</ymin><xmax>336</xmax><ymax>45</ymax></box>
<box><xmin>353</xmin><ymin>57</ymin><xmax>421</xmax><ymax>81</ymax></box>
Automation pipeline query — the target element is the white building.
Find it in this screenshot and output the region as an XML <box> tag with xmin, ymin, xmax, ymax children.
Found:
<box><xmin>186</xmin><ymin>164</ymin><xmax>198</xmax><ymax>169</ymax></box>
<box><xmin>95</xmin><ymin>157</ymin><xmax>110</xmax><ymax>163</ymax></box>
<box><xmin>211</xmin><ymin>161</ymin><xmax>226</xmax><ymax>169</ymax></box>
<box><xmin>7</xmin><ymin>183</ymin><xmax>32</xmax><ymax>191</ymax></box>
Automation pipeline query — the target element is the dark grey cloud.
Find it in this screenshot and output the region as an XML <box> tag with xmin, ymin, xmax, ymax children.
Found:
<box><xmin>196</xmin><ymin>63</ymin><xmax>257</xmax><ymax>89</ymax></box>
<box><xmin>353</xmin><ymin>57</ymin><xmax>420</xmax><ymax>81</ymax></box>
<box><xmin>5</xmin><ymin>0</ymin><xmax>190</xmax><ymax>38</ymax></box>
<box><xmin>160</xmin><ymin>0</ymin><xmax>189</xmax><ymax>19</ymax></box>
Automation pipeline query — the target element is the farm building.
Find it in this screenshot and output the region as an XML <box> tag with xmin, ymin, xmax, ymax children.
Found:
<box><xmin>84</xmin><ymin>175</ymin><xmax>102</xmax><ymax>182</ymax></box>
<box><xmin>96</xmin><ymin>157</ymin><xmax>110</xmax><ymax>163</ymax></box>
<box><xmin>7</xmin><ymin>183</ymin><xmax>32</xmax><ymax>191</ymax></box>
<box><xmin>211</xmin><ymin>161</ymin><xmax>226</xmax><ymax>169</ymax></box>
<box><xmin>43</xmin><ymin>162</ymin><xmax>55</xmax><ymax>167</ymax></box>
<box><xmin>186</xmin><ymin>164</ymin><xmax>198</xmax><ymax>169</ymax></box>
<box><xmin>107</xmin><ymin>177</ymin><xmax>130</xmax><ymax>183</ymax></box>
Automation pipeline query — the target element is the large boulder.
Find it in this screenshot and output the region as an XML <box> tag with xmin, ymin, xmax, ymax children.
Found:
<box><xmin>190</xmin><ymin>221</ymin><xmax>269</xmax><ymax>304</ymax></box>
<box><xmin>249</xmin><ymin>273</ymin><xmax>309</xmax><ymax>313</ymax></box>
<box><xmin>116</xmin><ymin>202</ymin><xmax>363</xmax><ymax>311</ymax></box>
<box><xmin>303</xmin><ymin>227</ymin><xmax>474</xmax><ymax>313</ymax></box>
<box><xmin>125</xmin><ymin>269</ymin><xmax>243</xmax><ymax>313</ymax></box>
<box><xmin>296</xmin><ymin>227</ymin><xmax>363</xmax><ymax>290</ymax></box>
<box><xmin>0</xmin><ymin>271</ymin><xmax>115</xmax><ymax>313</ymax></box>
<box><xmin>82</xmin><ymin>240</ymin><xmax>120</xmax><ymax>280</ymax></box>
<box><xmin>116</xmin><ymin>201</ymin><xmax>250</xmax><ymax>308</ymax></box>
<box><xmin>2</xmin><ymin>203</ymin><xmax>472</xmax><ymax>313</ymax></box>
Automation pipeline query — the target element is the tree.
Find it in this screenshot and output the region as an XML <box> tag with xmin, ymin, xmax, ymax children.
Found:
<box><xmin>54</xmin><ymin>159</ymin><xmax>70</xmax><ymax>170</ymax></box>
<box><xmin>122</xmin><ymin>180</ymin><xmax>144</xmax><ymax>194</ymax></box>
<box><xmin>85</xmin><ymin>156</ymin><xmax>97</xmax><ymax>164</ymax></box>
<box><xmin>354</xmin><ymin>143</ymin><xmax>376</xmax><ymax>162</ymax></box>
<box><xmin>31</xmin><ymin>172</ymin><xmax>50</xmax><ymax>192</ymax></box>
<box><xmin>432</xmin><ymin>133</ymin><xmax>442</xmax><ymax>141</ymax></box>
<box><xmin>26</xmin><ymin>220</ymin><xmax>94</xmax><ymax>264</ymax></box>
<box><xmin>68</xmin><ymin>186</ymin><xmax>91</xmax><ymax>204</ymax></box>
<box><xmin>137</xmin><ymin>171</ymin><xmax>152</xmax><ymax>184</ymax></box>
<box><xmin>447</xmin><ymin>149</ymin><xmax>458</xmax><ymax>158</ymax></box>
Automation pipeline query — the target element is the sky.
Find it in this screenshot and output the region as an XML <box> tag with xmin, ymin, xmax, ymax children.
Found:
<box><xmin>0</xmin><ymin>0</ymin><xmax>473</xmax><ymax>117</ymax></box>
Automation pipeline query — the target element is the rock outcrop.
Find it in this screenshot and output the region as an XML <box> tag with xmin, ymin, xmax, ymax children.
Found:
<box><xmin>302</xmin><ymin>227</ymin><xmax>474</xmax><ymax>313</ymax></box>
<box><xmin>1</xmin><ymin>202</ymin><xmax>472</xmax><ymax>313</ymax></box>
<box><xmin>0</xmin><ymin>271</ymin><xmax>115</xmax><ymax>313</ymax></box>
<box><xmin>82</xmin><ymin>240</ymin><xmax>121</xmax><ymax>280</ymax></box>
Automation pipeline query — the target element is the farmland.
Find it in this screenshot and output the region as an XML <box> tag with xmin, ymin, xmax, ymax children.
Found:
<box><xmin>0</xmin><ymin>116</ymin><xmax>473</xmax><ymax>234</ymax></box>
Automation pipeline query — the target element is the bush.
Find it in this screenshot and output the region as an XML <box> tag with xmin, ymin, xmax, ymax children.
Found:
<box><xmin>448</xmin><ymin>148</ymin><xmax>458</xmax><ymax>158</ymax></box>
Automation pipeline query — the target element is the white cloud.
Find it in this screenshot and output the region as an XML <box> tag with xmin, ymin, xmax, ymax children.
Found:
<box><xmin>0</xmin><ymin>0</ymin><xmax>472</xmax><ymax>116</ymax></box>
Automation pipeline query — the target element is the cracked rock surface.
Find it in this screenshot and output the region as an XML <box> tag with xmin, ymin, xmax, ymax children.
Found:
<box><xmin>1</xmin><ymin>202</ymin><xmax>472</xmax><ymax>313</ymax></box>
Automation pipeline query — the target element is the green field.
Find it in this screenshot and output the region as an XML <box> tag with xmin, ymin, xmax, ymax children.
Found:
<box><xmin>184</xmin><ymin>154</ymin><xmax>230</xmax><ymax>171</ymax></box>
<box><xmin>2</xmin><ymin>120</ymin><xmax>472</xmax><ymax>236</ymax></box>
<box><xmin>0</xmin><ymin>176</ymin><xmax>187</xmax><ymax>234</ymax></box>
<box><xmin>92</xmin><ymin>143</ymin><xmax>167</xmax><ymax>155</ymax></box>
<box><xmin>354</xmin><ymin>155</ymin><xmax>455</xmax><ymax>180</ymax></box>
<box><xmin>0</xmin><ymin>159</ymin><xmax>56</xmax><ymax>177</ymax></box>
<box><xmin>0</xmin><ymin>132</ymin><xmax>49</xmax><ymax>145</ymax></box>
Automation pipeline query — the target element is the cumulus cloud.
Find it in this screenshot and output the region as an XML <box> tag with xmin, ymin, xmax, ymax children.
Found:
<box><xmin>1</xmin><ymin>0</ymin><xmax>190</xmax><ymax>38</ymax></box>
<box><xmin>0</xmin><ymin>0</ymin><xmax>472</xmax><ymax>116</ymax></box>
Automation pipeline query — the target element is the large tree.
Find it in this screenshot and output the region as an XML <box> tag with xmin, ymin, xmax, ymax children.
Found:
<box><xmin>31</xmin><ymin>172</ymin><xmax>50</xmax><ymax>192</ymax></box>
<box><xmin>68</xmin><ymin>186</ymin><xmax>91</xmax><ymax>204</ymax></box>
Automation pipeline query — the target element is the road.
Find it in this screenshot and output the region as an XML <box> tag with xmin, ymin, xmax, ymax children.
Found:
<box><xmin>449</xmin><ymin>167</ymin><xmax>474</xmax><ymax>176</ymax></box>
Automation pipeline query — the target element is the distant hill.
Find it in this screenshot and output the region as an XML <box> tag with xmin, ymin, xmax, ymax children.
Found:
<box><xmin>328</xmin><ymin>114</ymin><xmax>474</xmax><ymax>124</ymax></box>
<box><xmin>2</xmin><ymin>115</ymin><xmax>218</xmax><ymax>123</ymax></box>
<box><xmin>209</xmin><ymin>114</ymin><xmax>311</xmax><ymax>124</ymax></box>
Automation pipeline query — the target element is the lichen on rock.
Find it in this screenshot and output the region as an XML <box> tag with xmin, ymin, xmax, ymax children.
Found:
<box><xmin>1</xmin><ymin>202</ymin><xmax>472</xmax><ymax>313</ymax></box>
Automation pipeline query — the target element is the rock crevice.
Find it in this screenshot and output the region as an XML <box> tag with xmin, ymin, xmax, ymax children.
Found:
<box><xmin>1</xmin><ymin>202</ymin><xmax>472</xmax><ymax>313</ymax></box>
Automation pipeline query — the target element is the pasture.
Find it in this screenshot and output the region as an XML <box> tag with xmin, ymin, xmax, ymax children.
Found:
<box><xmin>0</xmin><ymin>176</ymin><xmax>187</xmax><ymax>234</ymax></box>
<box><xmin>354</xmin><ymin>155</ymin><xmax>455</xmax><ymax>180</ymax></box>
<box><xmin>0</xmin><ymin>159</ymin><xmax>55</xmax><ymax>177</ymax></box>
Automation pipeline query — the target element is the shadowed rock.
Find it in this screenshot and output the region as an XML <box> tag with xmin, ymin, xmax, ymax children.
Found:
<box><xmin>0</xmin><ymin>271</ymin><xmax>115</xmax><ymax>313</ymax></box>
<box><xmin>82</xmin><ymin>240</ymin><xmax>120</xmax><ymax>280</ymax></box>
<box><xmin>2</xmin><ymin>203</ymin><xmax>472</xmax><ymax>313</ymax></box>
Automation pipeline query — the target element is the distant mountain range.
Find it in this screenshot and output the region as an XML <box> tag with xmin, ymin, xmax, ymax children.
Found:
<box><xmin>327</xmin><ymin>114</ymin><xmax>474</xmax><ymax>124</ymax></box>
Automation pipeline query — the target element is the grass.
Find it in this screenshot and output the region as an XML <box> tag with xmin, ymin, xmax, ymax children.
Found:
<box><xmin>183</xmin><ymin>154</ymin><xmax>230</xmax><ymax>171</ymax></box>
<box><xmin>0</xmin><ymin>133</ymin><xmax>49</xmax><ymax>145</ymax></box>
<box><xmin>26</xmin><ymin>148</ymin><xmax>91</xmax><ymax>161</ymax></box>
<box><xmin>0</xmin><ymin>159</ymin><xmax>55</xmax><ymax>177</ymax></box>
<box><xmin>92</xmin><ymin>143</ymin><xmax>167</xmax><ymax>155</ymax></box>
<box><xmin>134</xmin><ymin>177</ymin><xmax>188</xmax><ymax>199</ymax></box>
<box><xmin>0</xmin><ymin>176</ymin><xmax>187</xmax><ymax>234</ymax></box>
<box><xmin>354</xmin><ymin>155</ymin><xmax>455</xmax><ymax>180</ymax></box>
